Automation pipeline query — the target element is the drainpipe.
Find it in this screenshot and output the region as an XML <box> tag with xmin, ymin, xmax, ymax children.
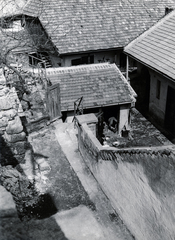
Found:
<box><xmin>126</xmin><ymin>55</ymin><xmax>129</xmax><ymax>82</ymax></box>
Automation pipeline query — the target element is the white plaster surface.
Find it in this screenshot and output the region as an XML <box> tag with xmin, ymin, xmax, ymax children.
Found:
<box><xmin>54</xmin><ymin>205</ymin><xmax>106</xmax><ymax>240</ymax></box>
<box><xmin>0</xmin><ymin>185</ymin><xmax>16</xmax><ymax>210</ymax></box>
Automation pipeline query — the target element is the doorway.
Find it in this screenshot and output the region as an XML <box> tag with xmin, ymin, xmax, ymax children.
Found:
<box><xmin>130</xmin><ymin>67</ymin><xmax>150</xmax><ymax>116</ymax></box>
<box><xmin>164</xmin><ymin>86</ymin><xmax>175</xmax><ymax>136</ymax></box>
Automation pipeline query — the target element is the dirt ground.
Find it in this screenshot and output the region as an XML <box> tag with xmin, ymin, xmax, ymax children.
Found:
<box><xmin>0</xmin><ymin>125</ymin><xmax>93</xmax><ymax>240</ymax></box>
<box><xmin>30</xmin><ymin>125</ymin><xmax>93</xmax><ymax>211</ymax></box>
<box><xmin>103</xmin><ymin>108</ymin><xmax>171</xmax><ymax>148</ymax></box>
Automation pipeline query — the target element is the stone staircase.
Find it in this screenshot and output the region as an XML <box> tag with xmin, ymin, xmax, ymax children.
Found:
<box><xmin>38</xmin><ymin>54</ymin><xmax>52</xmax><ymax>68</ymax></box>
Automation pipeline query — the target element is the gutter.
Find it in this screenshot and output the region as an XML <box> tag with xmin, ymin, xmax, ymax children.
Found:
<box><xmin>61</xmin><ymin>101</ymin><xmax>134</xmax><ymax>112</ymax></box>
<box><xmin>59</xmin><ymin>47</ymin><xmax>124</xmax><ymax>57</ymax></box>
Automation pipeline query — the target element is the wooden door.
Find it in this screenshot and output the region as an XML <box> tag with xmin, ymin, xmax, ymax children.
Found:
<box><xmin>46</xmin><ymin>83</ymin><xmax>61</xmax><ymax>120</ymax></box>
<box><xmin>165</xmin><ymin>86</ymin><xmax>175</xmax><ymax>135</ymax></box>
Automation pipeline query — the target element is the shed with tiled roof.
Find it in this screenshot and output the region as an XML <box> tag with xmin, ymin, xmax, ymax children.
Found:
<box><xmin>46</xmin><ymin>63</ymin><xmax>136</xmax><ymax>132</ymax></box>
<box><xmin>47</xmin><ymin>63</ymin><xmax>136</xmax><ymax>111</ymax></box>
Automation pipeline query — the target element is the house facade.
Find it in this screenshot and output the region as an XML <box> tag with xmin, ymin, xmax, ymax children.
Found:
<box><xmin>124</xmin><ymin>10</ymin><xmax>175</xmax><ymax>138</ymax></box>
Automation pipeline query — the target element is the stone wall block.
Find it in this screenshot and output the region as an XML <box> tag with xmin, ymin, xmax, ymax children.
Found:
<box><xmin>4</xmin><ymin>131</ymin><xmax>26</xmax><ymax>143</ymax></box>
<box><xmin>0</xmin><ymin>81</ymin><xmax>6</xmax><ymax>87</ymax></box>
<box><xmin>0</xmin><ymin>87</ymin><xmax>10</xmax><ymax>97</ymax></box>
<box><xmin>2</xmin><ymin>109</ymin><xmax>17</xmax><ymax>119</ymax></box>
<box><xmin>0</xmin><ymin>90</ymin><xmax>5</xmax><ymax>97</ymax></box>
<box><xmin>0</xmin><ymin>96</ymin><xmax>12</xmax><ymax>110</ymax></box>
<box><xmin>0</xmin><ymin>69</ymin><xmax>6</xmax><ymax>85</ymax></box>
<box><xmin>39</xmin><ymin>161</ymin><xmax>50</xmax><ymax>171</ymax></box>
<box><xmin>14</xmin><ymin>154</ymin><xmax>25</xmax><ymax>163</ymax></box>
<box><xmin>0</xmin><ymin>129</ymin><xmax>5</xmax><ymax>135</ymax></box>
<box><xmin>0</xmin><ymin>85</ymin><xmax>4</xmax><ymax>90</ymax></box>
<box><xmin>8</xmin><ymin>142</ymin><xmax>26</xmax><ymax>155</ymax></box>
<box><xmin>0</xmin><ymin>117</ymin><xmax>8</xmax><ymax>128</ymax></box>
<box><xmin>6</xmin><ymin>116</ymin><xmax>23</xmax><ymax>134</ymax></box>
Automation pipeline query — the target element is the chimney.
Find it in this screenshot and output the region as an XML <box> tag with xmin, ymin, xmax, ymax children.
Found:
<box><xmin>165</xmin><ymin>7</ymin><xmax>174</xmax><ymax>15</ymax></box>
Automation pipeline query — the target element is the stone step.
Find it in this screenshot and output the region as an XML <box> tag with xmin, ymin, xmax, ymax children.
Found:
<box><xmin>54</xmin><ymin>205</ymin><xmax>106</xmax><ymax>240</ymax></box>
<box><xmin>65</xmin><ymin>122</ymin><xmax>78</xmax><ymax>145</ymax></box>
<box><xmin>25</xmin><ymin>115</ymin><xmax>50</xmax><ymax>133</ymax></box>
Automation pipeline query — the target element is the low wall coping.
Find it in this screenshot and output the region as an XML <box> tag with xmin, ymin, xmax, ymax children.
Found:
<box><xmin>75</xmin><ymin>113</ymin><xmax>98</xmax><ymax>125</ymax></box>
<box><xmin>80</xmin><ymin>123</ymin><xmax>175</xmax><ymax>158</ymax></box>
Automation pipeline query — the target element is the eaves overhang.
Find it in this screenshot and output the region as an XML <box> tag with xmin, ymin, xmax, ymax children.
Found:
<box><xmin>124</xmin><ymin>52</ymin><xmax>175</xmax><ymax>83</ymax></box>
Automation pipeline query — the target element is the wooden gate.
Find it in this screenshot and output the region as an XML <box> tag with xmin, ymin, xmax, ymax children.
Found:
<box><xmin>46</xmin><ymin>83</ymin><xmax>61</xmax><ymax>120</ymax></box>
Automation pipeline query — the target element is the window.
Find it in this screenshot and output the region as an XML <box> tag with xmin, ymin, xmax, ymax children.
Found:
<box><xmin>71</xmin><ymin>58</ymin><xmax>82</xmax><ymax>66</ymax></box>
<box><xmin>71</xmin><ymin>55</ymin><xmax>94</xmax><ymax>66</ymax></box>
<box><xmin>119</xmin><ymin>52</ymin><xmax>126</xmax><ymax>69</ymax></box>
<box><xmin>156</xmin><ymin>80</ymin><xmax>161</xmax><ymax>99</ymax></box>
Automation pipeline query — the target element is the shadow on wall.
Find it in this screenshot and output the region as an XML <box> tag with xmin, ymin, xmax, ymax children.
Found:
<box><xmin>18</xmin><ymin>193</ymin><xmax>58</xmax><ymax>221</ymax></box>
<box><xmin>0</xmin><ymin>134</ymin><xmax>18</xmax><ymax>167</ymax></box>
<box><xmin>0</xmin><ymin>134</ymin><xmax>58</xmax><ymax>221</ymax></box>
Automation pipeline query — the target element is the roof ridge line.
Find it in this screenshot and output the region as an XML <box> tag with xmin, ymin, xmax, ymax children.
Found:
<box><xmin>46</xmin><ymin>63</ymin><xmax>115</xmax><ymax>74</ymax></box>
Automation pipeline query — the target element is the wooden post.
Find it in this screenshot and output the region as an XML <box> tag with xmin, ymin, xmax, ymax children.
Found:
<box><xmin>126</xmin><ymin>55</ymin><xmax>129</xmax><ymax>82</ymax></box>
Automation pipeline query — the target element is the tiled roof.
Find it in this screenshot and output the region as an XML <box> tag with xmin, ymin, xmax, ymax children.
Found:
<box><xmin>0</xmin><ymin>0</ymin><xmax>27</xmax><ymax>18</ymax></box>
<box><xmin>46</xmin><ymin>63</ymin><xmax>136</xmax><ymax>111</ymax></box>
<box><xmin>0</xmin><ymin>28</ymin><xmax>35</xmax><ymax>54</ymax></box>
<box><xmin>0</xmin><ymin>0</ymin><xmax>41</xmax><ymax>18</ymax></box>
<box><xmin>0</xmin><ymin>0</ymin><xmax>38</xmax><ymax>54</ymax></box>
<box><xmin>2</xmin><ymin>1</ymin><xmax>175</xmax><ymax>54</ymax></box>
<box><xmin>30</xmin><ymin>0</ymin><xmax>175</xmax><ymax>54</ymax></box>
<box><xmin>21</xmin><ymin>0</ymin><xmax>43</xmax><ymax>18</ymax></box>
<box><xmin>124</xmin><ymin>10</ymin><xmax>175</xmax><ymax>80</ymax></box>
<box><xmin>0</xmin><ymin>0</ymin><xmax>175</xmax><ymax>54</ymax></box>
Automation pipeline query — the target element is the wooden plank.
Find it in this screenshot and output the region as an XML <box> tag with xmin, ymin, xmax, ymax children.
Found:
<box><xmin>46</xmin><ymin>83</ymin><xmax>61</xmax><ymax>120</ymax></box>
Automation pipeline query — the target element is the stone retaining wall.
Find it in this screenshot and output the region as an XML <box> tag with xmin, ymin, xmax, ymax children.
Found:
<box><xmin>0</xmin><ymin>71</ymin><xmax>27</xmax><ymax>165</ymax></box>
<box><xmin>77</xmin><ymin>121</ymin><xmax>175</xmax><ymax>240</ymax></box>
<box><xmin>0</xmin><ymin>70</ymin><xmax>52</xmax><ymax>220</ymax></box>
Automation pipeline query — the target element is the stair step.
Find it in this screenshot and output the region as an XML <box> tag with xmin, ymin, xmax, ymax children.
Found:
<box><xmin>39</xmin><ymin>54</ymin><xmax>52</xmax><ymax>68</ymax></box>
